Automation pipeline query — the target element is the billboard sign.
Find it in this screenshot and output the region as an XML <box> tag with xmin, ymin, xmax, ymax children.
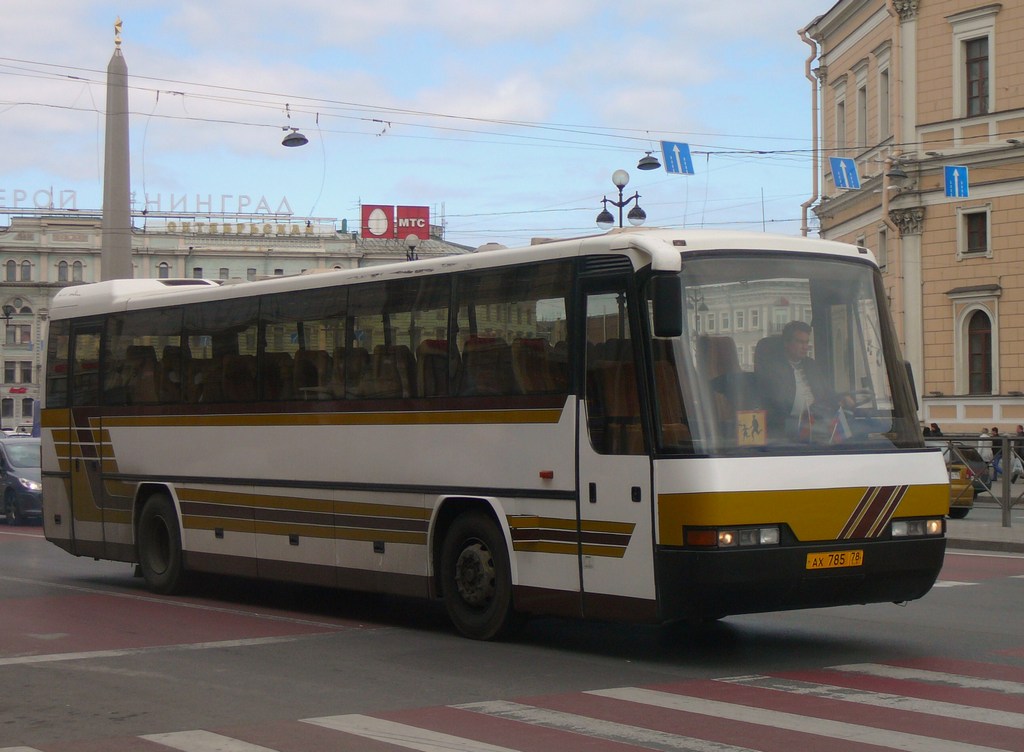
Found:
<box><xmin>361</xmin><ymin>204</ymin><xmax>430</xmax><ymax>240</ymax></box>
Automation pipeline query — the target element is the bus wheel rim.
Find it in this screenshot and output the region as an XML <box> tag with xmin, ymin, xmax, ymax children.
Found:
<box><xmin>454</xmin><ymin>541</ymin><xmax>495</xmax><ymax>607</ymax></box>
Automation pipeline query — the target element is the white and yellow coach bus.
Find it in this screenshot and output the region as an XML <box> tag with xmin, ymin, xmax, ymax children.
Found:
<box><xmin>41</xmin><ymin>228</ymin><xmax>948</xmax><ymax>639</ymax></box>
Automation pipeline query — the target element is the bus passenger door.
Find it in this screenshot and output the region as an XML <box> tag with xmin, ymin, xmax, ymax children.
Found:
<box><xmin>577</xmin><ymin>285</ymin><xmax>656</xmax><ymax>621</ymax></box>
<box><xmin>66</xmin><ymin>323</ymin><xmax>106</xmax><ymax>559</ymax></box>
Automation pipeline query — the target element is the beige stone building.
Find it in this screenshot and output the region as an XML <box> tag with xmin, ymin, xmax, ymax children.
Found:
<box><xmin>802</xmin><ymin>0</ymin><xmax>1024</xmax><ymax>432</ymax></box>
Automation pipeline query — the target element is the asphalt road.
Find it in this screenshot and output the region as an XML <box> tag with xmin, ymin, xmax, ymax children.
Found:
<box><xmin>2</xmin><ymin>524</ymin><xmax>1024</xmax><ymax>751</ymax></box>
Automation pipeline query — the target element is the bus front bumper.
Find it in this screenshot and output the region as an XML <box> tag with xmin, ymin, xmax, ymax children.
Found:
<box><xmin>654</xmin><ymin>537</ymin><xmax>947</xmax><ymax>622</ymax></box>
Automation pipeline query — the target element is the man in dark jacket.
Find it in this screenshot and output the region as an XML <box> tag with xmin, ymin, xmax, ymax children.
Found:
<box><xmin>757</xmin><ymin>321</ymin><xmax>848</xmax><ymax>440</ymax></box>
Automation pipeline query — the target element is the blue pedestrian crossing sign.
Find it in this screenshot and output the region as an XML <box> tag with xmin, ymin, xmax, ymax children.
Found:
<box><xmin>945</xmin><ymin>165</ymin><xmax>969</xmax><ymax>198</ymax></box>
<box><xmin>661</xmin><ymin>141</ymin><xmax>694</xmax><ymax>175</ymax></box>
<box><xmin>829</xmin><ymin>157</ymin><xmax>861</xmax><ymax>190</ymax></box>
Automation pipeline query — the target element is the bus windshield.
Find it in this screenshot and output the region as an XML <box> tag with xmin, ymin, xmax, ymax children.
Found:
<box><xmin>650</xmin><ymin>252</ymin><xmax>920</xmax><ymax>455</ymax></box>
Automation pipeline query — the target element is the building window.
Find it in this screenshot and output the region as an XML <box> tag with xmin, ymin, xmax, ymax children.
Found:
<box><xmin>5</xmin><ymin>261</ymin><xmax>15</xmax><ymax>282</ymax></box>
<box><xmin>957</xmin><ymin>205</ymin><xmax>991</xmax><ymax>258</ymax></box>
<box><xmin>968</xmin><ymin>310</ymin><xmax>992</xmax><ymax>394</ymax></box>
<box><xmin>877</xmin><ymin>227</ymin><xmax>888</xmax><ymax>269</ymax></box>
<box><xmin>1</xmin><ymin>399</ymin><xmax>12</xmax><ymax>419</ymax></box>
<box><xmin>19</xmin><ymin>361</ymin><xmax>32</xmax><ymax>383</ymax></box>
<box><xmin>949</xmin><ymin>6</ymin><xmax>999</xmax><ymax>119</ymax></box>
<box><xmin>965</xmin><ymin>37</ymin><xmax>989</xmax><ymax>116</ymax></box>
<box><xmin>856</xmin><ymin>85</ymin><xmax>868</xmax><ymax>149</ymax></box>
<box><xmin>157</xmin><ymin>262</ymin><xmax>170</xmax><ymax>279</ymax></box>
<box><xmin>835</xmin><ymin>99</ymin><xmax>846</xmax><ymax>154</ymax></box>
<box><xmin>274</xmin><ymin>269</ymin><xmax>284</xmax><ymax>276</ymax></box>
<box><xmin>3</xmin><ymin>362</ymin><xmax>13</xmax><ymax>383</ymax></box>
<box><xmin>58</xmin><ymin>260</ymin><xmax>68</xmax><ymax>282</ymax></box>
<box><xmin>219</xmin><ymin>268</ymin><xmax>229</xmax><ymax>280</ymax></box>
<box><xmin>72</xmin><ymin>261</ymin><xmax>83</xmax><ymax>281</ymax></box>
<box><xmin>247</xmin><ymin>268</ymin><xmax>257</xmax><ymax>281</ymax></box>
<box><xmin>20</xmin><ymin>261</ymin><xmax>31</xmax><ymax>282</ymax></box>
<box><xmin>878</xmin><ymin>68</ymin><xmax>890</xmax><ymax>138</ymax></box>
<box><xmin>192</xmin><ymin>267</ymin><xmax>203</xmax><ymax>279</ymax></box>
<box><xmin>5</xmin><ymin>325</ymin><xmax>31</xmax><ymax>346</ymax></box>
<box><xmin>735</xmin><ymin>310</ymin><xmax>745</xmax><ymax>331</ymax></box>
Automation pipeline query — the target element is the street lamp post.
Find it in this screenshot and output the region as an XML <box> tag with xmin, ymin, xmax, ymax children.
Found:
<box><xmin>596</xmin><ymin>170</ymin><xmax>647</xmax><ymax>230</ymax></box>
<box><xmin>406</xmin><ymin>233</ymin><xmax>421</xmax><ymax>261</ymax></box>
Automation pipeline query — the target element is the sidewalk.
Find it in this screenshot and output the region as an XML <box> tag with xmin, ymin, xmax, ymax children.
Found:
<box><xmin>946</xmin><ymin>509</ymin><xmax>1024</xmax><ymax>554</ymax></box>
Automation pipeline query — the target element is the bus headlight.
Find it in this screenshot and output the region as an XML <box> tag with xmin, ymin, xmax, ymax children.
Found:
<box><xmin>685</xmin><ymin>525</ymin><xmax>780</xmax><ymax>548</ymax></box>
<box><xmin>891</xmin><ymin>519</ymin><xmax>944</xmax><ymax>537</ymax></box>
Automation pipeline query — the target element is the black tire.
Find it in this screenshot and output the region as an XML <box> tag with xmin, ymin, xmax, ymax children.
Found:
<box><xmin>137</xmin><ymin>492</ymin><xmax>186</xmax><ymax>594</ymax></box>
<box><xmin>948</xmin><ymin>507</ymin><xmax>970</xmax><ymax>519</ymax></box>
<box><xmin>4</xmin><ymin>493</ymin><xmax>19</xmax><ymax>526</ymax></box>
<box><xmin>440</xmin><ymin>510</ymin><xmax>515</xmax><ymax>640</ymax></box>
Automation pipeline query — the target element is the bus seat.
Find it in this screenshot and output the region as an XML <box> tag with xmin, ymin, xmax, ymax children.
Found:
<box><xmin>332</xmin><ymin>346</ymin><xmax>369</xmax><ymax>398</ymax></box>
<box><xmin>458</xmin><ymin>336</ymin><xmax>517</xmax><ymax>396</ymax></box>
<box><xmin>512</xmin><ymin>337</ymin><xmax>554</xmax><ymax>394</ymax></box>
<box><xmin>364</xmin><ymin>345</ymin><xmax>415</xmax><ymax>399</ymax></box>
<box><xmin>754</xmin><ymin>335</ymin><xmax>784</xmax><ymax>373</ymax></box>
<box><xmin>549</xmin><ymin>340</ymin><xmax>569</xmax><ymax>392</ymax></box>
<box><xmin>261</xmin><ymin>351</ymin><xmax>293</xmax><ymax>400</ymax></box>
<box><xmin>124</xmin><ymin>345</ymin><xmax>158</xmax><ymax>404</ymax></box>
<box><xmin>651</xmin><ymin>340</ymin><xmax>691</xmax><ymax>448</ymax></box>
<box><xmin>187</xmin><ymin>358</ymin><xmax>222</xmax><ymax>403</ymax></box>
<box><xmin>696</xmin><ymin>335</ymin><xmax>741</xmax><ymax>432</ymax></box>
<box><xmin>294</xmin><ymin>349</ymin><xmax>331</xmax><ymax>397</ymax></box>
<box><xmin>591</xmin><ymin>360</ymin><xmax>643</xmax><ymax>453</ymax></box>
<box><xmin>222</xmin><ymin>354</ymin><xmax>257</xmax><ymax>402</ymax></box>
<box><xmin>416</xmin><ymin>339</ymin><xmax>450</xmax><ymax>397</ymax></box>
<box><xmin>159</xmin><ymin>345</ymin><xmax>187</xmax><ymax>403</ymax></box>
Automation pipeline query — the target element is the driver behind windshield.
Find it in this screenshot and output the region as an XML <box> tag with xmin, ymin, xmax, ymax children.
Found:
<box><xmin>756</xmin><ymin>321</ymin><xmax>853</xmax><ymax>440</ymax></box>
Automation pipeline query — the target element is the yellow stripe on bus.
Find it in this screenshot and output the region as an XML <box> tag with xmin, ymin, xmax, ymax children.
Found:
<box><xmin>657</xmin><ymin>484</ymin><xmax>948</xmax><ymax>544</ymax></box>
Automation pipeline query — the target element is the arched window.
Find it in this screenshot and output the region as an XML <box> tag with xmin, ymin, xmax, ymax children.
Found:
<box><xmin>20</xmin><ymin>261</ymin><xmax>31</xmax><ymax>281</ymax></box>
<box><xmin>968</xmin><ymin>310</ymin><xmax>992</xmax><ymax>394</ymax></box>
<box><xmin>158</xmin><ymin>262</ymin><xmax>170</xmax><ymax>279</ymax></box>
<box><xmin>5</xmin><ymin>260</ymin><xmax>15</xmax><ymax>282</ymax></box>
<box><xmin>72</xmin><ymin>260</ymin><xmax>83</xmax><ymax>282</ymax></box>
<box><xmin>58</xmin><ymin>260</ymin><xmax>69</xmax><ymax>282</ymax></box>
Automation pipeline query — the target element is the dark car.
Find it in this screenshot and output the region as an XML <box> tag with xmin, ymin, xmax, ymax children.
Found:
<box><xmin>1</xmin><ymin>437</ymin><xmax>41</xmax><ymax>525</ymax></box>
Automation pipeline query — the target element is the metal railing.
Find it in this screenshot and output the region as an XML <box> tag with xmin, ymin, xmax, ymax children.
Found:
<box><xmin>931</xmin><ymin>434</ymin><xmax>1020</xmax><ymax>527</ymax></box>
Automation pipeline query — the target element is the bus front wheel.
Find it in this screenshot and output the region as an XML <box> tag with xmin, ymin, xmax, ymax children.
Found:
<box><xmin>440</xmin><ymin>511</ymin><xmax>515</xmax><ymax>640</ymax></box>
<box><xmin>137</xmin><ymin>492</ymin><xmax>186</xmax><ymax>594</ymax></box>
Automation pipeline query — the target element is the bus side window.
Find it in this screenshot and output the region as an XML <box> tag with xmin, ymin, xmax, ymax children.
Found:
<box><xmin>45</xmin><ymin>322</ymin><xmax>71</xmax><ymax>409</ymax></box>
<box><xmin>651</xmin><ymin>339</ymin><xmax>691</xmax><ymax>450</ymax></box>
<box><xmin>585</xmin><ymin>292</ymin><xmax>643</xmax><ymax>455</ymax></box>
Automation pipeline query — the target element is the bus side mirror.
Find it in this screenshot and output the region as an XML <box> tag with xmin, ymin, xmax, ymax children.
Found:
<box><xmin>652</xmin><ymin>276</ymin><xmax>683</xmax><ymax>338</ymax></box>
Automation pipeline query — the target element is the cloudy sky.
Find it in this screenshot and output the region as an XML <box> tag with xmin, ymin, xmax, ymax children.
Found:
<box><xmin>1</xmin><ymin>0</ymin><xmax>831</xmax><ymax>248</ymax></box>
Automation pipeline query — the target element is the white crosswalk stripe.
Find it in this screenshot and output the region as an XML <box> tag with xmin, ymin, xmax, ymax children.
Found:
<box><xmin>457</xmin><ymin>699</ymin><xmax>757</xmax><ymax>751</ymax></box>
<box><xmin>831</xmin><ymin>663</ymin><xmax>1024</xmax><ymax>694</ymax></box>
<box><xmin>302</xmin><ymin>714</ymin><xmax>520</xmax><ymax>752</ymax></box>
<box><xmin>141</xmin><ymin>730</ymin><xmax>281</xmax><ymax>751</ymax></box>
<box><xmin>587</xmin><ymin>686</ymin><xmax>1009</xmax><ymax>752</ymax></box>
<box><xmin>721</xmin><ymin>674</ymin><xmax>1024</xmax><ymax>727</ymax></box>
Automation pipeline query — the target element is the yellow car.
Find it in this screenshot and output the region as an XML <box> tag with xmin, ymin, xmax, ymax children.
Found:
<box><xmin>946</xmin><ymin>460</ymin><xmax>976</xmax><ymax>519</ymax></box>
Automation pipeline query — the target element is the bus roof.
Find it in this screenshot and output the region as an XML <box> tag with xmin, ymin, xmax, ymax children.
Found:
<box><xmin>49</xmin><ymin>228</ymin><xmax>874</xmax><ymax>320</ymax></box>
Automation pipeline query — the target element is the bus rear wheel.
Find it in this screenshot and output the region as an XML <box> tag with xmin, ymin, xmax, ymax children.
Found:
<box><xmin>137</xmin><ymin>492</ymin><xmax>186</xmax><ymax>594</ymax></box>
<box><xmin>440</xmin><ymin>510</ymin><xmax>515</xmax><ymax>640</ymax></box>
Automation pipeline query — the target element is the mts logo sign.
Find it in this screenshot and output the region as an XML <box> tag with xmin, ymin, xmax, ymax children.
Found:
<box><xmin>361</xmin><ymin>205</ymin><xmax>430</xmax><ymax>240</ymax></box>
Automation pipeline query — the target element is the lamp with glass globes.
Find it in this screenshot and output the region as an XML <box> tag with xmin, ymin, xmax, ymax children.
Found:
<box><xmin>595</xmin><ymin>169</ymin><xmax>647</xmax><ymax>230</ymax></box>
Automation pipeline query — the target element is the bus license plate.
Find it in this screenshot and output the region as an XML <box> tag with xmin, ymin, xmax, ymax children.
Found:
<box><xmin>806</xmin><ymin>550</ymin><xmax>863</xmax><ymax>570</ymax></box>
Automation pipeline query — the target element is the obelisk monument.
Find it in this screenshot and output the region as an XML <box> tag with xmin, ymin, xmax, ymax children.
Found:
<box><xmin>101</xmin><ymin>18</ymin><xmax>133</xmax><ymax>280</ymax></box>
